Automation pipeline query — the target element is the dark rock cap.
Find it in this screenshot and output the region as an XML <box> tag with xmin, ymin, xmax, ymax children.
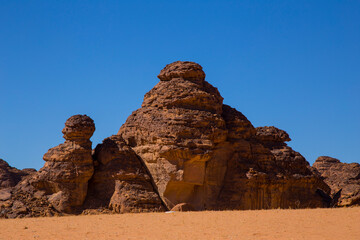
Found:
<box><xmin>62</xmin><ymin>114</ymin><xmax>95</xmax><ymax>141</ymax></box>
<box><xmin>255</xmin><ymin>126</ymin><xmax>291</xmax><ymax>142</ymax></box>
<box><xmin>157</xmin><ymin>61</ymin><xmax>206</xmax><ymax>82</ymax></box>
<box><xmin>315</xmin><ymin>156</ymin><xmax>341</xmax><ymax>164</ymax></box>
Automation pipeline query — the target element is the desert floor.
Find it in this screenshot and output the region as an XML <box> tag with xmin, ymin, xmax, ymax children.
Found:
<box><xmin>0</xmin><ymin>207</ymin><xmax>359</xmax><ymax>240</ymax></box>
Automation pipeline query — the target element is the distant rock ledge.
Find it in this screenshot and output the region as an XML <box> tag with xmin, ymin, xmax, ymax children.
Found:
<box><xmin>313</xmin><ymin>156</ymin><xmax>360</xmax><ymax>206</ymax></box>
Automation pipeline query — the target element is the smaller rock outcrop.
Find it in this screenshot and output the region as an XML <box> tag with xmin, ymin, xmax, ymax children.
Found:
<box><xmin>255</xmin><ymin>126</ymin><xmax>291</xmax><ymax>148</ymax></box>
<box><xmin>85</xmin><ymin>135</ymin><xmax>166</xmax><ymax>213</ymax></box>
<box><xmin>0</xmin><ymin>159</ymin><xmax>35</xmax><ymax>189</ymax></box>
<box><xmin>0</xmin><ymin>159</ymin><xmax>60</xmax><ymax>218</ymax></box>
<box><xmin>0</xmin><ymin>179</ymin><xmax>61</xmax><ymax>218</ymax></box>
<box><xmin>255</xmin><ymin>126</ymin><xmax>314</xmax><ymax>176</ymax></box>
<box><xmin>313</xmin><ymin>156</ymin><xmax>360</xmax><ymax>206</ymax></box>
<box><xmin>32</xmin><ymin>115</ymin><xmax>95</xmax><ymax>213</ymax></box>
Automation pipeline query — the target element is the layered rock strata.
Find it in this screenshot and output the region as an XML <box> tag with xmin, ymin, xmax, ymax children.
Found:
<box><xmin>118</xmin><ymin>61</ymin><xmax>331</xmax><ymax>210</ymax></box>
<box><xmin>313</xmin><ymin>156</ymin><xmax>360</xmax><ymax>206</ymax></box>
<box><xmin>32</xmin><ymin>115</ymin><xmax>95</xmax><ymax>213</ymax></box>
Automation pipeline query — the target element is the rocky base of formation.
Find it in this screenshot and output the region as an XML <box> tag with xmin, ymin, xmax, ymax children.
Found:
<box><xmin>0</xmin><ymin>179</ymin><xmax>62</xmax><ymax>218</ymax></box>
<box><xmin>0</xmin><ymin>61</ymin><xmax>358</xmax><ymax>218</ymax></box>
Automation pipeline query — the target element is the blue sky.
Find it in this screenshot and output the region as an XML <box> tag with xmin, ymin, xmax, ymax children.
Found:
<box><xmin>0</xmin><ymin>1</ymin><xmax>359</xmax><ymax>170</ymax></box>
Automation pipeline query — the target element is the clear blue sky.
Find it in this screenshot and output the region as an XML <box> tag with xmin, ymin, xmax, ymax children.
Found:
<box><xmin>0</xmin><ymin>1</ymin><xmax>359</xmax><ymax>170</ymax></box>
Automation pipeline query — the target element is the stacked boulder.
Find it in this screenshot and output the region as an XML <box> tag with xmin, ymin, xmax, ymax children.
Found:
<box><xmin>32</xmin><ymin>115</ymin><xmax>95</xmax><ymax>213</ymax></box>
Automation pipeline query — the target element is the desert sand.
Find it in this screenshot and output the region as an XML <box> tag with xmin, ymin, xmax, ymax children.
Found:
<box><xmin>0</xmin><ymin>207</ymin><xmax>359</xmax><ymax>240</ymax></box>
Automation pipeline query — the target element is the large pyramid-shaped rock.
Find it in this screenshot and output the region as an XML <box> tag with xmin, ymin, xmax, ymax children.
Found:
<box><xmin>118</xmin><ymin>61</ymin><xmax>331</xmax><ymax>210</ymax></box>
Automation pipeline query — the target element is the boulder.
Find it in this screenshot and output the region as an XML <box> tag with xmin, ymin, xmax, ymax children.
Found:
<box><xmin>118</xmin><ymin>61</ymin><xmax>331</xmax><ymax>210</ymax></box>
<box><xmin>85</xmin><ymin>135</ymin><xmax>166</xmax><ymax>213</ymax></box>
<box><xmin>32</xmin><ymin>115</ymin><xmax>95</xmax><ymax>213</ymax></box>
<box><xmin>313</xmin><ymin>156</ymin><xmax>360</xmax><ymax>206</ymax></box>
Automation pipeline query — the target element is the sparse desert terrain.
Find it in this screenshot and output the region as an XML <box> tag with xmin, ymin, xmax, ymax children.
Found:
<box><xmin>0</xmin><ymin>207</ymin><xmax>359</xmax><ymax>240</ymax></box>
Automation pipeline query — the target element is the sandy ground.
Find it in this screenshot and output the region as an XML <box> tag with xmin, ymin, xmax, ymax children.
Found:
<box><xmin>0</xmin><ymin>207</ymin><xmax>359</xmax><ymax>240</ymax></box>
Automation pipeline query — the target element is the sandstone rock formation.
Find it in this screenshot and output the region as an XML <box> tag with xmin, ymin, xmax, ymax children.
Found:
<box><xmin>32</xmin><ymin>115</ymin><xmax>95</xmax><ymax>213</ymax></box>
<box><xmin>313</xmin><ymin>156</ymin><xmax>360</xmax><ymax>206</ymax></box>
<box><xmin>1</xmin><ymin>61</ymin><xmax>340</xmax><ymax>218</ymax></box>
<box><xmin>118</xmin><ymin>61</ymin><xmax>331</xmax><ymax>210</ymax></box>
<box><xmin>85</xmin><ymin>135</ymin><xmax>166</xmax><ymax>213</ymax></box>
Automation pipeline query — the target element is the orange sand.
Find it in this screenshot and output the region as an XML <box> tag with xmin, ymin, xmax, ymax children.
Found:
<box><xmin>0</xmin><ymin>207</ymin><xmax>359</xmax><ymax>240</ymax></box>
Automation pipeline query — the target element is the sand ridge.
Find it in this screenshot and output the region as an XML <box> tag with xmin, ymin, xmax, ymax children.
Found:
<box><xmin>0</xmin><ymin>207</ymin><xmax>359</xmax><ymax>240</ymax></box>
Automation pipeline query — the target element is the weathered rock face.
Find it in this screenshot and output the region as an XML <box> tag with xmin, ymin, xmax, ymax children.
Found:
<box><xmin>213</xmin><ymin>125</ymin><xmax>330</xmax><ymax>210</ymax></box>
<box><xmin>85</xmin><ymin>135</ymin><xmax>166</xmax><ymax>213</ymax></box>
<box><xmin>32</xmin><ymin>115</ymin><xmax>95</xmax><ymax>213</ymax></box>
<box><xmin>313</xmin><ymin>156</ymin><xmax>360</xmax><ymax>206</ymax></box>
<box><xmin>118</xmin><ymin>61</ymin><xmax>330</xmax><ymax>210</ymax></box>
<box><xmin>119</xmin><ymin>61</ymin><xmax>227</xmax><ymax>209</ymax></box>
